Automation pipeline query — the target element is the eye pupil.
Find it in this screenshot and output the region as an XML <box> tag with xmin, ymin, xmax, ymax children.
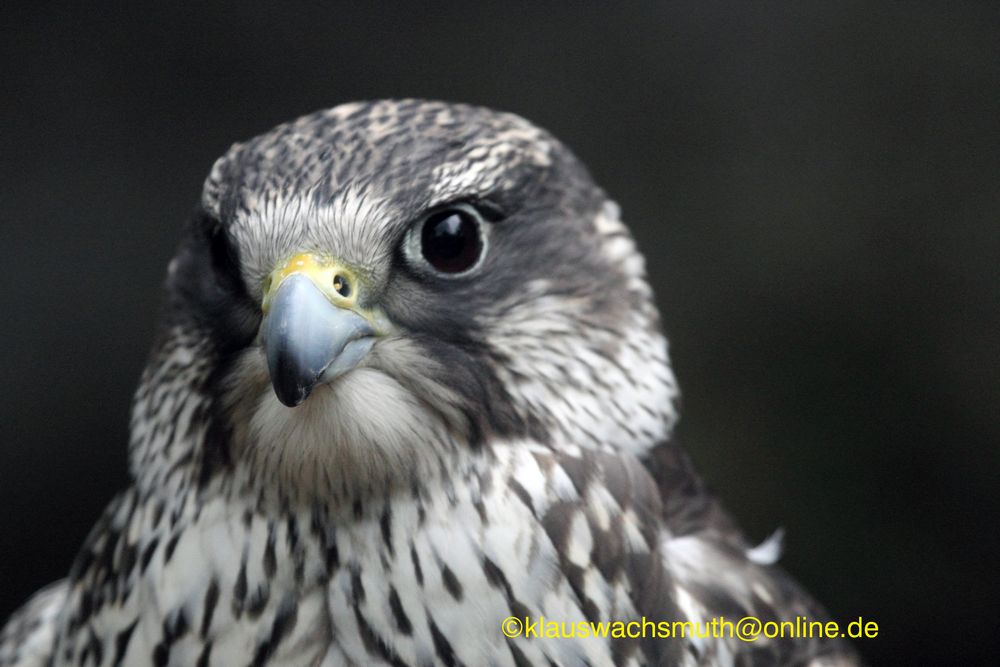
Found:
<box><xmin>420</xmin><ymin>208</ymin><xmax>483</xmax><ymax>273</ymax></box>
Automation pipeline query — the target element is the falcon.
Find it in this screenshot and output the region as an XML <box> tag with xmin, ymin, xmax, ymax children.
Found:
<box><xmin>0</xmin><ymin>100</ymin><xmax>858</xmax><ymax>666</ymax></box>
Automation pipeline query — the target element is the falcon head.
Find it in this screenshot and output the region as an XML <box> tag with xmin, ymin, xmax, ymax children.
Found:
<box><xmin>149</xmin><ymin>100</ymin><xmax>678</xmax><ymax>500</ymax></box>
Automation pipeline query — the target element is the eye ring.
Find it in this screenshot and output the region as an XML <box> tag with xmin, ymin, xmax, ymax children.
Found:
<box><xmin>404</xmin><ymin>203</ymin><xmax>489</xmax><ymax>278</ymax></box>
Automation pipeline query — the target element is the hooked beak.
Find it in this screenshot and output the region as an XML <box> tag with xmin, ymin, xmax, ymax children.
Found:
<box><xmin>260</xmin><ymin>254</ymin><xmax>378</xmax><ymax>407</ymax></box>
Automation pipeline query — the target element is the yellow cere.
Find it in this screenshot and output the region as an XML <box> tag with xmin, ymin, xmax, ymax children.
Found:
<box><xmin>261</xmin><ymin>253</ymin><xmax>361</xmax><ymax>314</ymax></box>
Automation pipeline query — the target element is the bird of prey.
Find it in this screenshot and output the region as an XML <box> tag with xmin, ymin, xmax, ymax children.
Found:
<box><xmin>0</xmin><ymin>100</ymin><xmax>857</xmax><ymax>666</ymax></box>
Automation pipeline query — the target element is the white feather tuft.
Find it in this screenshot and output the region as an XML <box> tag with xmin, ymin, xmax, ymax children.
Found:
<box><xmin>746</xmin><ymin>527</ymin><xmax>785</xmax><ymax>566</ymax></box>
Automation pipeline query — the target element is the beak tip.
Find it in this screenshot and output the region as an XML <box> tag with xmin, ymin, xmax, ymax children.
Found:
<box><xmin>273</xmin><ymin>385</ymin><xmax>309</xmax><ymax>408</ymax></box>
<box><xmin>267</xmin><ymin>353</ymin><xmax>318</xmax><ymax>408</ymax></box>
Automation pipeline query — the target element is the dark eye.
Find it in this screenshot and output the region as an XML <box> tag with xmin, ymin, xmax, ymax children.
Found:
<box><xmin>415</xmin><ymin>205</ymin><xmax>486</xmax><ymax>275</ymax></box>
<box><xmin>205</xmin><ymin>219</ymin><xmax>246</xmax><ymax>293</ymax></box>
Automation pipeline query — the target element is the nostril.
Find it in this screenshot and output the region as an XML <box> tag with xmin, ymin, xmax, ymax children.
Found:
<box><xmin>333</xmin><ymin>274</ymin><xmax>351</xmax><ymax>298</ymax></box>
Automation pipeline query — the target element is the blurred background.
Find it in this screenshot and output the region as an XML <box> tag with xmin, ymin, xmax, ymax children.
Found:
<box><xmin>1</xmin><ymin>2</ymin><xmax>997</xmax><ymax>664</ymax></box>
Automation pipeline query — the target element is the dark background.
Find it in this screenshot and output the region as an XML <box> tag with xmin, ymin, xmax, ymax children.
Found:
<box><xmin>1</xmin><ymin>2</ymin><xmax>997</xmax><ymax>664</ymax></box>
